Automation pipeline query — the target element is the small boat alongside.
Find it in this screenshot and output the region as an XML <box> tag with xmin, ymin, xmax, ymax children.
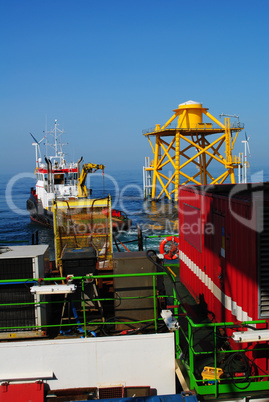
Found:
<box><xmin>26</xmin><ymin>120</ymin><xmax>132</xmax><ymax>232</ymax></box>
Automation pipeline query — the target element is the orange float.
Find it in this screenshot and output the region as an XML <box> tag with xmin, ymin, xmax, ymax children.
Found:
<box><xmin>159</xmin><ymin>236</ymin><xmax>179</xmax><ymax>260</ymax></box>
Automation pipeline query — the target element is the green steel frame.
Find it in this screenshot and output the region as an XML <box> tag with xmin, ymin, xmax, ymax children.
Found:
<box><xmin>1</xmin><ymin>270</ymin><xmax>269</xmax><ymax>399</ymax></box>
<box><xmin>174</xmin><ymin>299</ymin><xmax>269</xmax><ymax>398</ymax></box>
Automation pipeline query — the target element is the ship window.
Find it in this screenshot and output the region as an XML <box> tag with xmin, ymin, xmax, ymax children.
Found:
<box><xmin>65</xmin><ymin>172</ymin><xmax>77</xmax><ymax>183</ymax></box>
<box><xmin>65</xmin><ymin>173</ymin><xmax>72</xmax><ymax>184</ymax></box>
<box><xmin>54</xmin><ymin>174</ymin><xmax>64</xmax><ymax>184</ymax></box>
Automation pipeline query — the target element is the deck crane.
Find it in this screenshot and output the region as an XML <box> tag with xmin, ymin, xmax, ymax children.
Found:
<box><xmin>76</xmin><ymin>161</ymin><xmax>132</xmax><ymax>231</ymax></box>
<box><xmin>77</xmin><ymin>162</ymin><xmax>105</xmax><ymax>198</ymax></box>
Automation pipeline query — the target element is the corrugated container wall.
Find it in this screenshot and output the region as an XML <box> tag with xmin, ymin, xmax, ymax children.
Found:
<box><xmin>178</xmin><ymin>183</ymin><xmax>269</xmax><ymax>325</ymax></box>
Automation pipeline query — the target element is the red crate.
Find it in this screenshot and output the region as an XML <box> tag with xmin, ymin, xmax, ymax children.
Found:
<box><xmin>0</xmin><ymin>382</ymin><xmax>44</xmax><ymax>402</ymax></box>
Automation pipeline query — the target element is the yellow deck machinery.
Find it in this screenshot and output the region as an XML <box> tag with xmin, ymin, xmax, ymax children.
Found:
<box><xmin>77</xmin><ymin>162</ymin><xmax>105</xmax><ymax>198</ymax></box>
<box><xmin>143</xmin><ymin>100</ymin><xmax>244</xmax><ymax>201</ymax></box>
<box><xmin>53</xmin><ymin>197</ymin><xmax>113</xmax><ymax>277</ymax></box>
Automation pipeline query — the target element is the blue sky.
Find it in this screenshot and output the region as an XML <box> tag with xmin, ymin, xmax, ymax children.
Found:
<box><xmin>1</xmin><ymin>0</ymin><xmax>268</xmax><ymax>176</ymax></box>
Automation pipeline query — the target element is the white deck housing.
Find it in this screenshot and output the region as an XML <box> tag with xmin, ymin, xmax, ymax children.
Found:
<box><xmin>0</xmin><ymin>333</ymin><xmax>175</xmax><ymax>394</ymax></box>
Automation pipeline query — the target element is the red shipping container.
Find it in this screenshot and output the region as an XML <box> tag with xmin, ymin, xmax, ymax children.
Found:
<box><xmin>178</xmin><ymin>183</ymin><xmax>269</xmax><ymax>325</ymax></box>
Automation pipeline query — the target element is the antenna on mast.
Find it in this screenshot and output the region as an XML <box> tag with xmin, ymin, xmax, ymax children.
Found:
<box><xmin>43</xmin><ymin>119</ymin><xmax>67</xmax><ymax>167</ymax></box>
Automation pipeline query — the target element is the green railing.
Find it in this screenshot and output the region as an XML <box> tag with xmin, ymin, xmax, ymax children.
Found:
<box><xmin>174</xmin><ymin>299</ymin><xmax>269</xmax><ymax>398</ymax></box>
<box><xmin>0</xmin><ymin>271</ymin><xmax>171</xmax><ymax>338</ymax></box>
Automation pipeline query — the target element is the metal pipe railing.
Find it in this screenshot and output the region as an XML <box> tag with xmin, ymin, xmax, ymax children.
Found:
<box><xmin>0</xmin><ymin>271</ymin><xmax>171</xmax><ymax>335</ymax></box>
<box><xmin>174</xmin><ymin>300</ymin><xmax>269</xmax><ymax>397</ymax></box>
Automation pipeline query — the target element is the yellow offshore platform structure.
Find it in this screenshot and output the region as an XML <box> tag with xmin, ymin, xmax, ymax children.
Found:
<box><xmin>143</xmin><ymin>100</ymin><xmax>244</xmax><ymax>201</ymax></box>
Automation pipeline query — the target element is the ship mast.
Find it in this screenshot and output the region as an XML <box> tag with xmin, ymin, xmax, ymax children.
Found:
<box><xmin>44</xmin><ymin>120</ymin><xmax>67</xmax><ymax>167</ymax></box>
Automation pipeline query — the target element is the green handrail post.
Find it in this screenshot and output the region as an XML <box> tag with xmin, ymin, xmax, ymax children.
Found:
<box><xmin>172</xmin><ymin>278</ymin><xmax>180</xmax><ymax>352</ymax></box>
<box><xmin>152</xmin><ymin>274</ymin><xmax>157</xmax><ymax>332</ymax></box>
<box><xmin>188</xmin><ymin>320</ymin><xmax>195</xmax><ymax>389</ymax></box>
<box><xmin>214</xmin><ymin>324</ymin><xmax>218</xmax><ymax>398</ymax></box>
<box><xmin>81</xmin><ymin>278</ymin><xmax>87</xmax><ymax>338</ymax></box>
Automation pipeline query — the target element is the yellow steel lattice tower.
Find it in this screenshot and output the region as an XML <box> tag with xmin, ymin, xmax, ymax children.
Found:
<box><xmin>143</xmin><ymin>101</ymin><xmax>243</xmax><ymax>201</ymax></box>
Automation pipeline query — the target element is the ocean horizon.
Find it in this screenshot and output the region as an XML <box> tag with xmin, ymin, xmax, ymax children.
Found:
<box><xmin>1</xmin><ymin>165</ymin><xmax>268</xmax><ymax>257</ymax></box>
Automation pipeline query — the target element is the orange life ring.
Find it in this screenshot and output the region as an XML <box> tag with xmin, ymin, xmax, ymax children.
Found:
<box><xmin>159</xmin><ymin>236</ymin><xmax>179</xmax><ymax>260</ymax></box>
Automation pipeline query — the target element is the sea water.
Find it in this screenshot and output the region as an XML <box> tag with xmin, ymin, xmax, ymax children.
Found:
<box><xmin>0</xmin><ymin>167</ymin><xmax>268</xmax><ymax>259</ymax></box>
<box><xmin>0</xmin><ymin>169</ymin><xmax>178</xmax><ymax>257</ymax></box>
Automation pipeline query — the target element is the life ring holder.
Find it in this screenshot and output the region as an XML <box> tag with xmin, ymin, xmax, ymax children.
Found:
<box><xmin>159</xmin><ymin>236</ymin><xmax>179</xmax><ymax>260</ymax></box>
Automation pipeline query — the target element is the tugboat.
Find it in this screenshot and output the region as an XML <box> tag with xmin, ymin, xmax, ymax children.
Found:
<box><xmin>26</xmin><ymin>120</ymin><xmax>132</xmax><ymax>231</ymax></box>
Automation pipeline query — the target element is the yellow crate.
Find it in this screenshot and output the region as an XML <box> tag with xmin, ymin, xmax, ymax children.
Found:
<box><xmin>53</xmin><ymin>197</ymin><xmax>113</xmax><ymax>273</ymax></box>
